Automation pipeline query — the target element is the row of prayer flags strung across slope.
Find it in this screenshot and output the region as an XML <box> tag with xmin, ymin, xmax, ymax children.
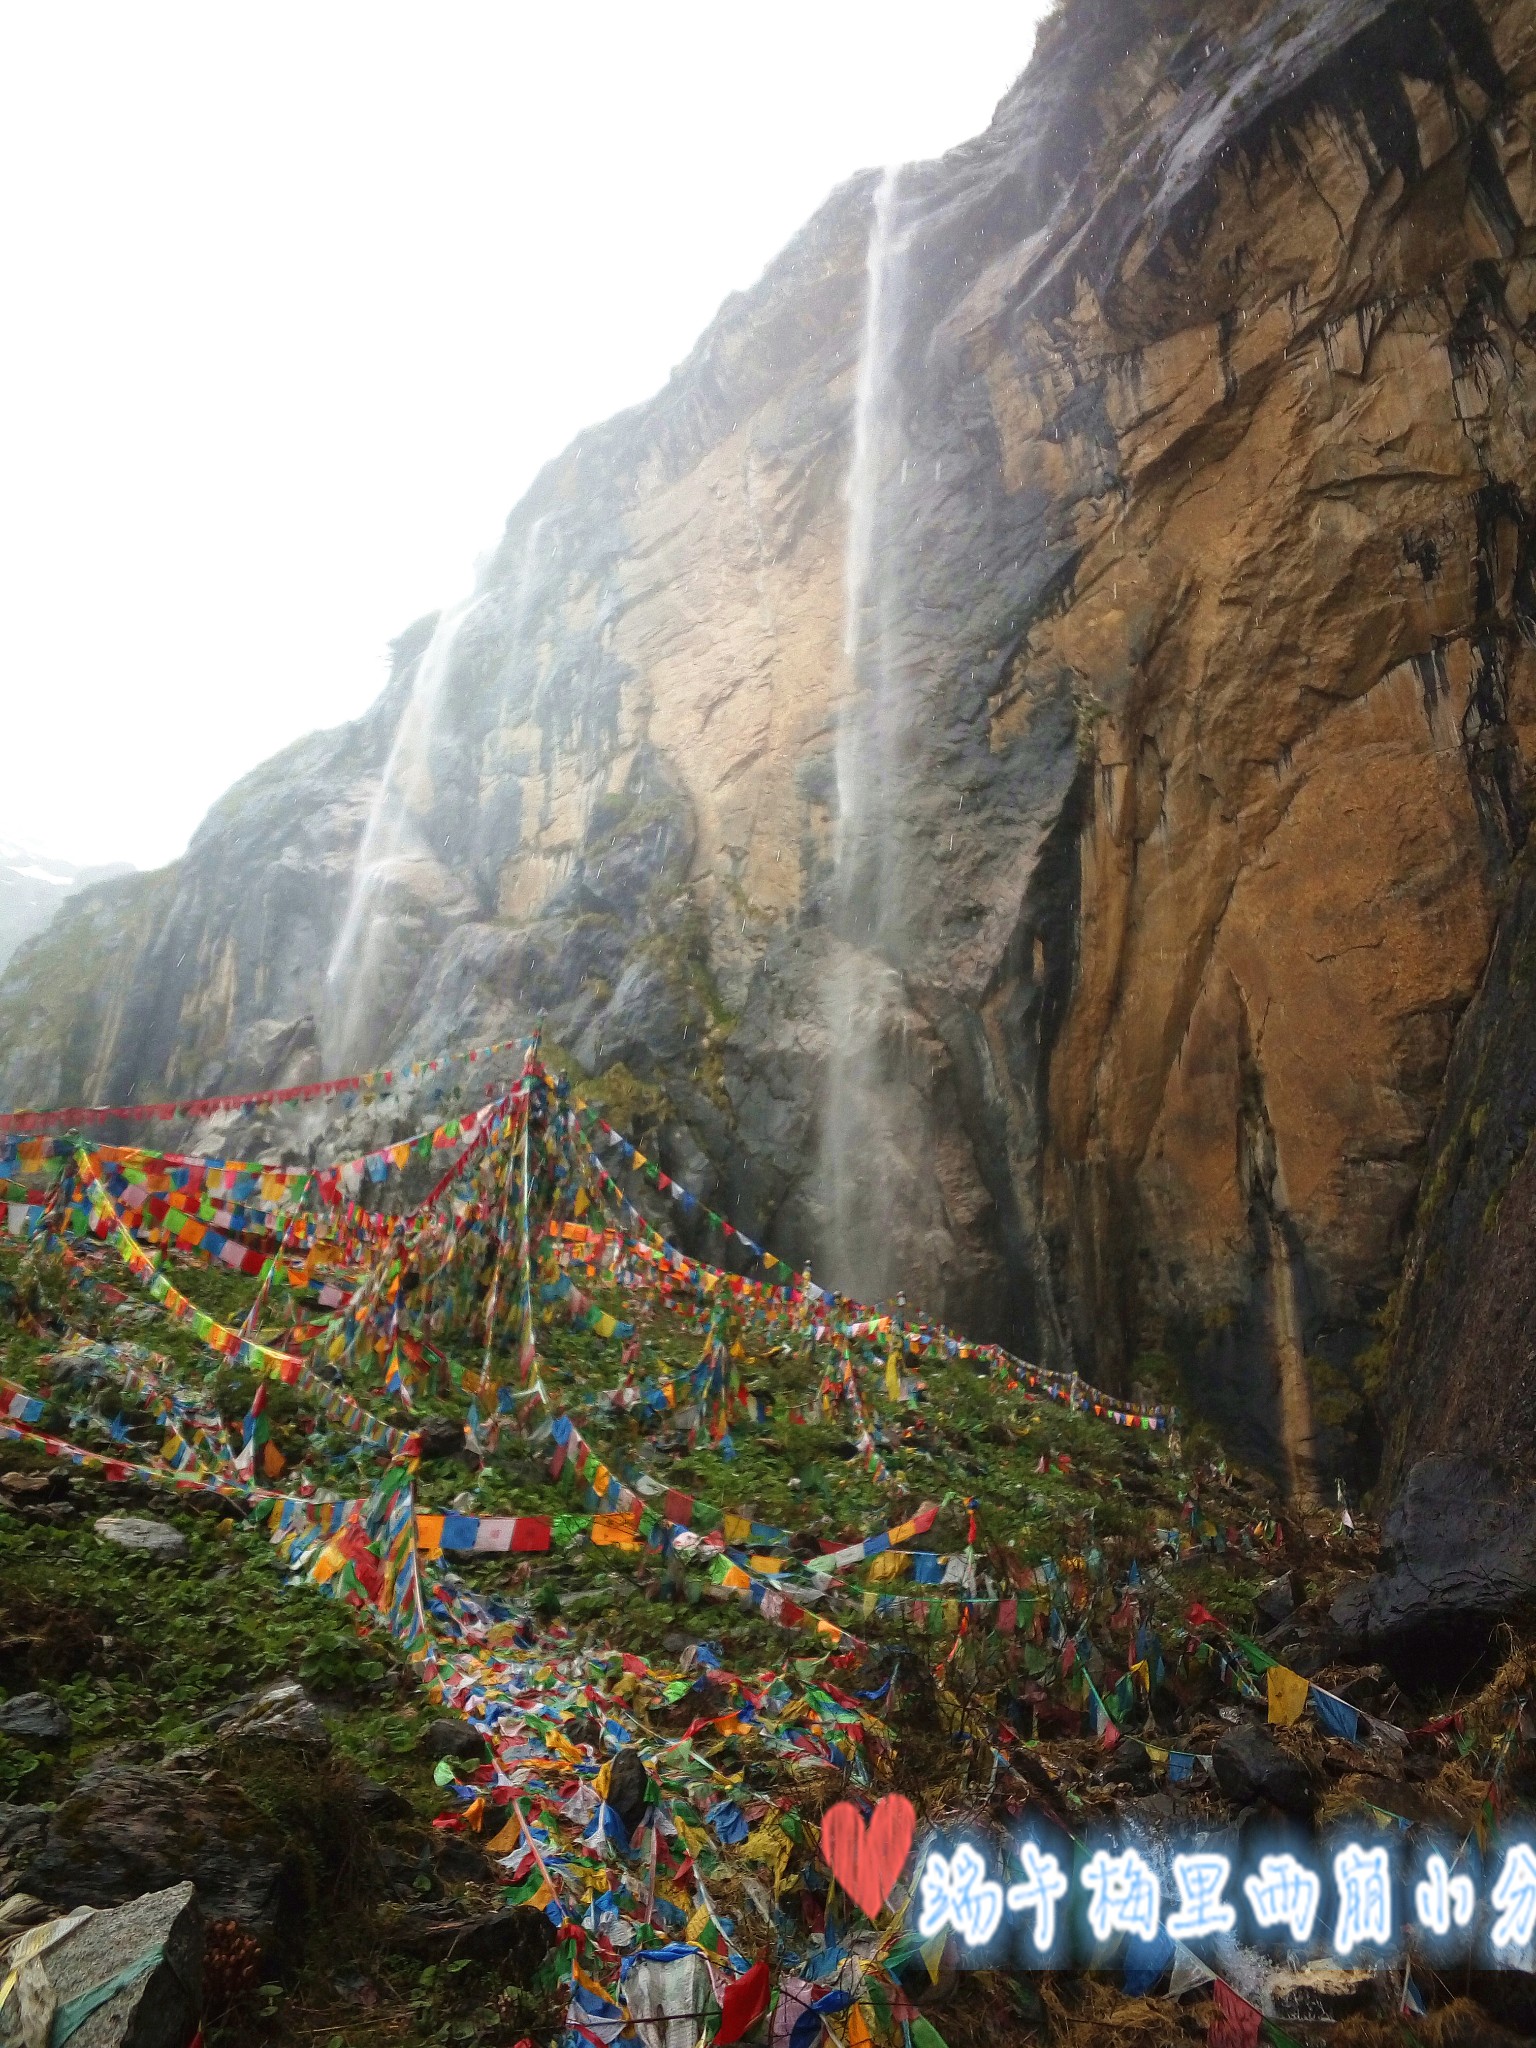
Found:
<box><xmin>0</xmin><ymin>1031</ymin><xmax>536</xmax><ymax>1136</ymax></box>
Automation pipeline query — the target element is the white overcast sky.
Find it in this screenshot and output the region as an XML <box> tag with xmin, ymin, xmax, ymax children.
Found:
<box><xmin>2</xmin><ymin>2</ymin><xmax>1051</xmax><ymax>870</ymax></box>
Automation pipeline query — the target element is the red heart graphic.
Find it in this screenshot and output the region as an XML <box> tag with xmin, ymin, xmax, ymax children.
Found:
<box><xmin>820</xmin><ymin>1794</ymin><xmax>915</xmax><ymax>1917</ymax></box>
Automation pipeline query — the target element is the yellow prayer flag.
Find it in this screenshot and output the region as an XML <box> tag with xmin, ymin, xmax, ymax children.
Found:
<box><xmin>885</xmin><ymin>1349</ymin><xmax>901</xmax><ymax>1401</ymax></box>
<box><xmin>684</xmin><ymin>1902</ymin><xmax>712</xmax><ymax>1945</ymax></box>
<box><xmin>1267</xmin><ymin>1664</ymin><xmax>1310</xmax><ymax>1727</ymax></box>
<box><xmin>591</xmin><ymin>1513</ymin><xmax>643</xmax><ymax>1550</ymax></box>
<box><xmin>484</xmin><ymin>1811</ymin><xmax>523</xmax><ymax>1853</ymax></box>
<box><xmin>722</xmin><ymin>1513</ymin><xmax>752</xmax><ymax>1545</ymax></box>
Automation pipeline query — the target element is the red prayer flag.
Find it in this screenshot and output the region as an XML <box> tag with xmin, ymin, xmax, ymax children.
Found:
<box><xmin>1186</xmin><ymin>1601</ymin><xmax>1219</xmax><ymax>1628</ymax></box>
<box><xmin>511</xmin><ymin>1517</ymin><xmax>551</xmax><ymax>1552</ymax></box>
<box><xmin>1208</xmin><ymin>1978</ymin><xmax>1261</xmax><ymax>2048</ymax></box>
<box><xmin>663</xmin><ymin>1489</ymin><xmax>694</xmax><ymax>1527</ymax></box>
<box><xmin>714</xmin><ymin>1960</ymin><xmax>770</xmax><ymax>2046</ymax></box>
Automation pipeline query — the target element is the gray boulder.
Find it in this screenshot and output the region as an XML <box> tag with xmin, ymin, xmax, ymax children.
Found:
<box><xmin>199</xmin><ymin>1681</ymin><xmax>329</xmax><ymax>1753</ymax></box>
<box><xmin>1330</xmin><ymin>1456</ymin><xmax>1536</xmax><ymax>1679</ymax></box>
<box><xmin>0</xmin><ymin>1881</ymin><xmax>200</xmax><ymax>2048</ymax></box>
<box><xmin>92</xmin><ymin>1518</ymin><xmax>187</xmax><ymax>1561</ymax></box>
<box><xmin>0</xmin><ymin>1695</ymin><xmax>71</xmax><ymax>1748</ymax></box>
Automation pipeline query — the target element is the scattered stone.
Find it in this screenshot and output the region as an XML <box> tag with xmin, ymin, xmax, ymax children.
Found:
<box><xmin>0</xmin><ymin>1880</ymin><xmax>201</xmax><ymax>2048</ymax></box>
<box><xmin>93</xmin><ymin>1516</ymin><xmax>188</xmax><ymax>1560</ymax></box>
<box><xmin>414</xmin><ymin>1419</ymin><xmax>467</xmax><ymax>1462</ymax></box>
<box><xmin>605</xmin><ymin>1747</ymin><xmax>650</xmax><ymax>1836</ymax></box>
<box><xmin>20</xmin><ymin>1501</ymin><xmax>76</xmax><ymax>1526</ymax></box>
<box><xmin>429</xmin><ymin>1832</ymin><xmax>492</xmax><ymax>1884</ymax></box>
<box><xmin>1095</xmin><ymin>1738</ymin><xmax>1151</xmax><ymax>1787</ymax></box>
<box><xmin>0</xmin><ymin>1693</ymin><xmax>72</xmax><ymax>1747</ymax></box>
<box><xmin>0</xmin><ymin>1472</ymin><xmax>58</xmax><ymax>1503</ymax></box>
<box><xmin>355</xmin><ymin>1777</ymin><xmax>412</xmax><ymax>1823</ymax></box>
<box><xmin>201</xmin><ymin>1681</ymin><xmax>329</xmax><ymax>1752</ymax></box>
<box><xmin>421</xmin><ymin>1718</ymin><xmax>483</xmax><ymax>1762</ymax></box>
<box><xmin>1253</xmin><ymin>1574</ymin><xmax>1296</xmax><ymax>1629</ymax></box>
<box><xmin>1331</xmin><ymin>1455</ymin><xmax>1536</xmax><ymax>1680</ymax></box>
<box><xmin>14</xmin><ymin>1762</ymin><xmax>298</xmax><ymax>1943</ymax></box>
<box><xmin>1329</xmin><ymin>1661</ymin><xmax>1393</xmax><ymax>1712</ymax></box>
<box><xmin>390</xmin><ymin>1902</ymin><xmax>554</xmax><ymax>1969</ymax></box>
<box><xmin>1213</xmin><ymin>1722</ymin><xmax>1313</xmax><ymax>1817</ymax></box>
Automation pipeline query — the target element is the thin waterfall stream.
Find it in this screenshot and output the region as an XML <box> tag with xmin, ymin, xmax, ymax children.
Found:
<box><xmin>818</xmin><ymin>165</ymin><xmax>914</xmax><ymax>1305</ymax></box>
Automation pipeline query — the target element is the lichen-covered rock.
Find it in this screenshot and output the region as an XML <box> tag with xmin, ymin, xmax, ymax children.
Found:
<box><xmin>4</xmin><ymin>0</ymin><xmax>1536</xmax><ymax>1497</ymax></box>
<box><xmin>14</xmin><ymin>1764</ymin><xmax>298</xmax><ymax>1945</ymax></box>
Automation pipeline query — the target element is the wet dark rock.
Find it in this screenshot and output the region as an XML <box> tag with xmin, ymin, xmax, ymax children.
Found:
<box><xmin>428</xmin><ymin>1832</ymin><xmax>493</xmax><ymax>1885</ymax></box>
<box><xmin>0</xmin><ymin>1881</ymin><xmax>202</xmax><ymax>2048</ymax></box>
<box><xmin>1095</xmin><ymin>1738</ymin><xmax>1150</xmax><ymax>1787</ymax></box>
<box><xmin>1253</xmin><ymin>1576</ymin><xmax>1295</xmax><ymax>1630</ymax></box>
<box><xmin>1330</xmin><ymin>1456</ymin><xmax>1536</xmax><ymax>1682</ymax></box>
<box><xmin>1213</xmin><ymin>1723</ymin><xmax>1313</xmax><ymax>1818</ymax></box>
<box><xmin>1328</xmin><ymin>1662</ymin><xmax>1393</xmax><ymax>1712</ymax></box>
<box><xmin>1260</xmin><ymin>1634</ymin><xmax>1336</xmax><ymax>1681</ymax></box>
<box><xmin>0</xmin><ymin>1692</ymin><xmax>72</xmax><ymax>1747</ymax></box>
<box><xmin>13</xmin><ymin>1763</ymin><xmax>299</xmax><ymax>1943</ymax></box>
<box><xmin>1467</xmin><ymin>1970</ymin><xmax>1536</xmax><ymax>2040</ymax></box>
<box><xmin>605</xmin><ymin>1747</ymin><xmax>650</xmax><ymax>1837</ymax></box>
<box><xmin>0</xmin><ymin>1803</ymin><xmax>50</xmax><ymax>1878</ymax></box>
<box><xmin>355</xmin><ymin>1777</ymin><xmax>412</xmax><ymax>1823</ymax></box>
<box><xmin>389</xmin><ymin>1902</ymin><xmax>555</xmax><ymax>1969</ymax></box>
<box><xmin>414</xmin><ymin>1419</ymin><xmax>467</xmax><ymax>1462</ymax></box>
<box><xmin>421</xmin><ymin>1719</ymin><xmax>483</xmax><ymax>1762</ymax></box>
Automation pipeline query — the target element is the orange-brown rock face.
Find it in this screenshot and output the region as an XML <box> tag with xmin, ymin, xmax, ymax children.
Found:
<box><xmin>1007</xmin><ymin>0</ymin><xmax>1536</xmax><ymax>1488</ymax></box>
<box><xmin>2</xmin><ymin>0</ymin><xmax>1535</xmax><ymax>1492</ymax></box>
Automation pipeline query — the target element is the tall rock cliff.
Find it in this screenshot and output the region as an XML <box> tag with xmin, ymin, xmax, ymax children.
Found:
<box><xmin>5</xmin><ymin>0</ymin><xmax>1535</xmax><ymax>1493</ymax></box>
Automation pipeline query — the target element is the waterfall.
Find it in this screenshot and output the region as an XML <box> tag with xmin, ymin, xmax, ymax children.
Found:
<box><xmin>324</xmin><ymin>586</ymin><xmax>486</xmax><ymax>1071</ymax></box>
<box><xmin>834</xmin><ymin>164</ymin><xmax>904</xmax><ymax>926</ymax></box>
<box><xmin>818</xmin><ymin>166</ymin><xmax>914</xmax><ymax>1306</ymax></box>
